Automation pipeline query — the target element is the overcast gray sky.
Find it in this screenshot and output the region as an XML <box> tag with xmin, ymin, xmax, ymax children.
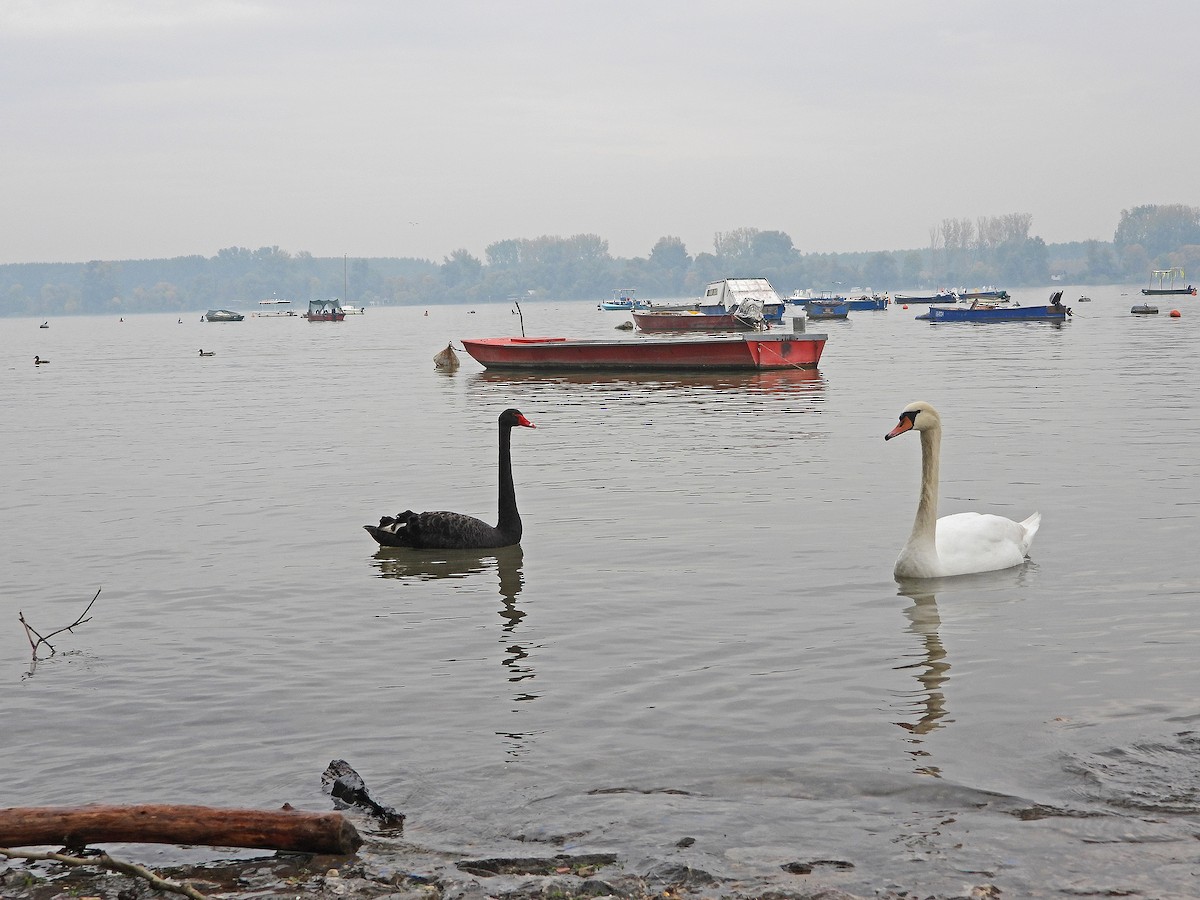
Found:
<box><xmin>3</xmin><ymin>0</ymin><xmax>1197</xmax><ymax>265</ymax></box>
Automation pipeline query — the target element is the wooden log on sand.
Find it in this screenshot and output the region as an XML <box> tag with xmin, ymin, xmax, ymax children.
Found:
<box><xmin>0</xmin><ymin>804</ymin><xmax>362</xmax><ymax>855</ymax></box>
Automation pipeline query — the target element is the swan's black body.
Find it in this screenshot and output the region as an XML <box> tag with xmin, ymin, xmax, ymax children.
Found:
<box><xmin>364</xmin><ymin>408</ymin><xmax>535</xmax><ymax>549</ymax></box>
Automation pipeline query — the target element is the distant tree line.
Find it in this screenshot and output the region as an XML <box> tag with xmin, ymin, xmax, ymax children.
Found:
<box><xmin>3</xmin><ymin>204</ymin><xmax>1199</xmax><ymax>318</ymax></box>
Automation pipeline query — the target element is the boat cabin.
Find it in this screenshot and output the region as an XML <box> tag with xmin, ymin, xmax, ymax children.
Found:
<box><xmin>702</xmin><ymin>278</ymin><xmax>783</xmax><ymax>310</ymax></box>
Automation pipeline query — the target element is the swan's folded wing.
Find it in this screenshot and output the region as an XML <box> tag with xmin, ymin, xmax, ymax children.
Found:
<box><xmin>934</xmin><ymin>511</ymin><xmax>1040</xmax><ymax>575</ymax></box>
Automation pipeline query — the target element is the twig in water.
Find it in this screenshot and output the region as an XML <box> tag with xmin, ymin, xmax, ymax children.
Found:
<box><xmin>19</xmin><ymin>587</ymin><xmax>101</xmax><ymax>660</ymax></box>
<box><xmin>0</xmin><ymin>847</ymin><xmax>208</xmax><ymax>899</ymax></box>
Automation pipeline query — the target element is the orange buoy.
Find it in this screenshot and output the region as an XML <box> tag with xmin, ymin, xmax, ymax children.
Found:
<box><xmin>1170</xmin><ymin>309</ymin><xmax>1182</xmax><ymax>317</ymax></box>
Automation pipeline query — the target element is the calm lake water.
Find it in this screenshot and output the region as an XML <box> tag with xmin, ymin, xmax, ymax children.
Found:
<box><xmin>4</xmin><ymin>287</ymin><xmax>1199</xmax><ymax>898</ymax></box>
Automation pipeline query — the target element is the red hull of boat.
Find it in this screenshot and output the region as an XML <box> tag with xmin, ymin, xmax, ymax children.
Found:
<box><xmin>460</xmin><ymin>334</ymin><xmax>826</xmax><ymax>371</ymax></box>
<box><xmin>632</xmin><ymin>311</ymin><xmax>756</xmax><ymax>331</ymax></box>
<box><xmin>305</xmin><ymin>312</ymin><xmax>346</xmax><ymax>321</ymax></box>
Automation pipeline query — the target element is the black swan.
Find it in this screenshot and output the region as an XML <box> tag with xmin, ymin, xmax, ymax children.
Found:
<box><xmin>199</xmin><ymin>349</ymin><xmax>215</xmax><ymax>356</ymax></box>
<box><xmin>34</xmin><ymin>356</ymin><xmax>49</xmax><ymax>365</ymax></box>
<box><xmin>365</xmin><ymin>408</ymin><xmax>535</xmax><ymax>549</ymax></box>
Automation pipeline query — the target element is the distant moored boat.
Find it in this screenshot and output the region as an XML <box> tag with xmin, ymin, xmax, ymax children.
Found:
<box><xmin>1141</xmin><ymin>267</ymin><xmax>1196</xmax><ymax>296</ymax></box>
<box><xmin>205</xmin><ymin>309</ymin><xmax>244</xmax><ymax>322</ymax></box>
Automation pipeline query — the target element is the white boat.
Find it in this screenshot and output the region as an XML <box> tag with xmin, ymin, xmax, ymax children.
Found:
<box><xmin>253</xmin><ymin>298</ymin><xmax>296</xmax><ymax>317</ymax></box>
<box><xmin>338</xmin><ymin>255</ymin><xmax>368</xmax><ymax>313</ymax></box>
<box><xmin>651</xmin><ymin>277</ymin><xmax>786</xmax><ymax>323</ymax></box>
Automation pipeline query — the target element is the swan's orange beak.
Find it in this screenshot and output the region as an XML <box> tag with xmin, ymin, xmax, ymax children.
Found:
<box><xmin>516</xmin><ymin>413</ymin><xmax>536</xmax><ymax>428</ymax></box>
<box><xmin>885</xmin><ymin>412</ymin><xmax>915</xmax><ymax>441</ymax></box>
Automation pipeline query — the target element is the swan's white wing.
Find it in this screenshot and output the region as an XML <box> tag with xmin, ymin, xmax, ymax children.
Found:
<box><xmin>933</xmin><ymin>511</ymin><xmax>1040</xmax><ymax>576</ymax></box>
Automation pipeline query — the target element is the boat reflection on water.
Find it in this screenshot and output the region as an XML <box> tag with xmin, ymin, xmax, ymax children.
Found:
<box><xmin>470</xmin><ymin>366</ymin><xmax>825</xmax><ymax>396</ymax></box>
<box><xmin>370</xmin><ymin>545</ymin><xmax>538</xmax><ymax>757</ymax></box>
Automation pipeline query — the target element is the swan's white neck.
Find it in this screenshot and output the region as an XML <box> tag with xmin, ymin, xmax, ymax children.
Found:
<box><xmin>909</xmin><ymin>426</ymin><xmax>941</xmax><ymax>551</ymax></box>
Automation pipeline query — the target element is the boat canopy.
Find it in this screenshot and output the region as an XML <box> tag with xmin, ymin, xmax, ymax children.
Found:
<box><xmin>1150</xmin><ymin>267</ymin><xmax>1185</xmax><ymax>285</ymax></box>
<box><xmin>308</xmin><ymin>299</ymin><xmax>344</xmax><ymax>313</ymax></box>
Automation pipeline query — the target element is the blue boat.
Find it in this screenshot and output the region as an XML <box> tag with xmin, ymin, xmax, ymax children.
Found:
<box><xmin>917</xmin><ymin>291</ymin><xmax>1071</xmax><ymax>323</ymax></box>
<box><xmin>599</xmin><ymin>288</ymin><xmax>649</xmax><ymax>310</ymax></box>
<box><xmin>704</xmin><ymin>300</ymin><xmax>786</xmax><ymax>323</ymax></box>
<box><xmin>805</xmin><ymin>299</ymin><xmax>850</xmax><ymax>320</ymax></box>
<box><xmin>843</xmin><ymin>293</ymin><xmax>889</xmax><ymax>311</ymax></box>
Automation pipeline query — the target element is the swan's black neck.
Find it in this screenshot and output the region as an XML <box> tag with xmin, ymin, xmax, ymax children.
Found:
<box><xmin>496</xmin><ymin>420</ymin><xmax>521</xmax><ymax>538</ymax></box>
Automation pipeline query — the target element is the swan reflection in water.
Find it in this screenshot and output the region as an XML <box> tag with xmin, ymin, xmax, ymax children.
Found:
<box><xmin>893</xmin><ymin>584</ymin><xmax>951</xmax><ymax>776</ymax></box>
<box><xmin>370</xmin><ymin>545</ymin><xmax>539</xmax><ymax>757</ymax></box>
<box><xmin>892</xmin><ymin>565</ymin><xmax>1039</xmax><ymax>775</ymax></box>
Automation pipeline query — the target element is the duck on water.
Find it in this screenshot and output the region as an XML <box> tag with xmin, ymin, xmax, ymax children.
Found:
<box><xmin>365</xmin><ymin>408</ymin><xmax>536</xmax><ymax>549</ymax></box>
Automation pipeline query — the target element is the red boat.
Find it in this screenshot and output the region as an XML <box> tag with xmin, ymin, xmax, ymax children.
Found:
<box><xmin>304</xmin><ymin>299</ymin><xmax>346</xmax><ymax>321</ymax></box>
<box><xmin>459</xmin><ymin>333</ymin><xmax>826</xmax><ymax>371</ymax></box>
<box><xmin>632</xmin><ymin>309</ymin><xmax>763</xmax><ymax>331</ymax></box>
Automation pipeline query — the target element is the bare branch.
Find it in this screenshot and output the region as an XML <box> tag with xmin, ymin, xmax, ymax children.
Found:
<box><xmin>39</xmin><ymin>587</ymin><xmax>100</xmax><ymax>643</ymax></box>
<box><xmin>18</xmin><ymin>587</ymin><xmax>101</xmax><ymax>662</ymax></box>
<box><xmin>0</xmin><ymin>846</ymin><xmax>209</xmax><ymax>900</ymax></box>
<box><xmin>17</xmin><ymin>611</ymin><xmax>43</xmax><ymax>655</ymax></box>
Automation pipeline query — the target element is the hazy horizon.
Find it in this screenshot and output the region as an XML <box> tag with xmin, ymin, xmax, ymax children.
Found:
<box><xmin>4</xmin><ymin>1</ymin><xmax>1197</xmax><ymax>266</ymax></box>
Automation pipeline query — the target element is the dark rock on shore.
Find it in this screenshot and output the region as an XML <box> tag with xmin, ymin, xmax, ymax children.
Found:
<box><xmin>1</xmin><ymin>845</ymin><xmax>880</xmax><ymax>900</ymax></box>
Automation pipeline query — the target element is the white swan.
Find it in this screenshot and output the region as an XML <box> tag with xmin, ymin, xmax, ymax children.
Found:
<box><xmin>885</xmin><ymin>401</ymin><xmax>1040</xmax><ymax>579</ymax></box>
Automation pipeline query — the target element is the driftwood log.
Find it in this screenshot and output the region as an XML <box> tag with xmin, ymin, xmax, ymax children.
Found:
<box><xmin>0</xmin><ymin>804</ymin><xmax>362</xmax><ymax>855</ymax></box>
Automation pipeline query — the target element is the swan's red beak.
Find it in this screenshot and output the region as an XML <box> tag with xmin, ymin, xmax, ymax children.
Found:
<box><xmin>885</xmin><ymin>412</ymin><xmax>915</xmax><ymax>441</ymax></box>
<box><xmin>516</xmin><ymin>413</ymin><xmax>535</xmax><ymax>428</ymax></box>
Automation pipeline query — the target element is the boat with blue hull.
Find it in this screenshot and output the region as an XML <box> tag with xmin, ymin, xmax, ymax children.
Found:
<box><xmin>805</xmin><ymin>299</ymin><xmax>850</xmax><ymax>320</ymax></box>
<box><xmin>843</xmin><ymin>294</ymin><xmax>889</xmax><ymax>310</ymax></box>
<box><xmin>599</xmin><ymin>289</ymin><xmax>649</xmax><ymax>310</ymax></box>
<box><xmin>917</xmin><ymin>291</ymin><xmax>1071</xmax><ymax>323</ymax></box>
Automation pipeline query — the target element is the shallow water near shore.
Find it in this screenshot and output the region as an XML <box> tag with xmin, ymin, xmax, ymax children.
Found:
<box><xmin>3</xmin><ymin>286</ymin><xmax>1199</xmax><ymax>898</ymax></box>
